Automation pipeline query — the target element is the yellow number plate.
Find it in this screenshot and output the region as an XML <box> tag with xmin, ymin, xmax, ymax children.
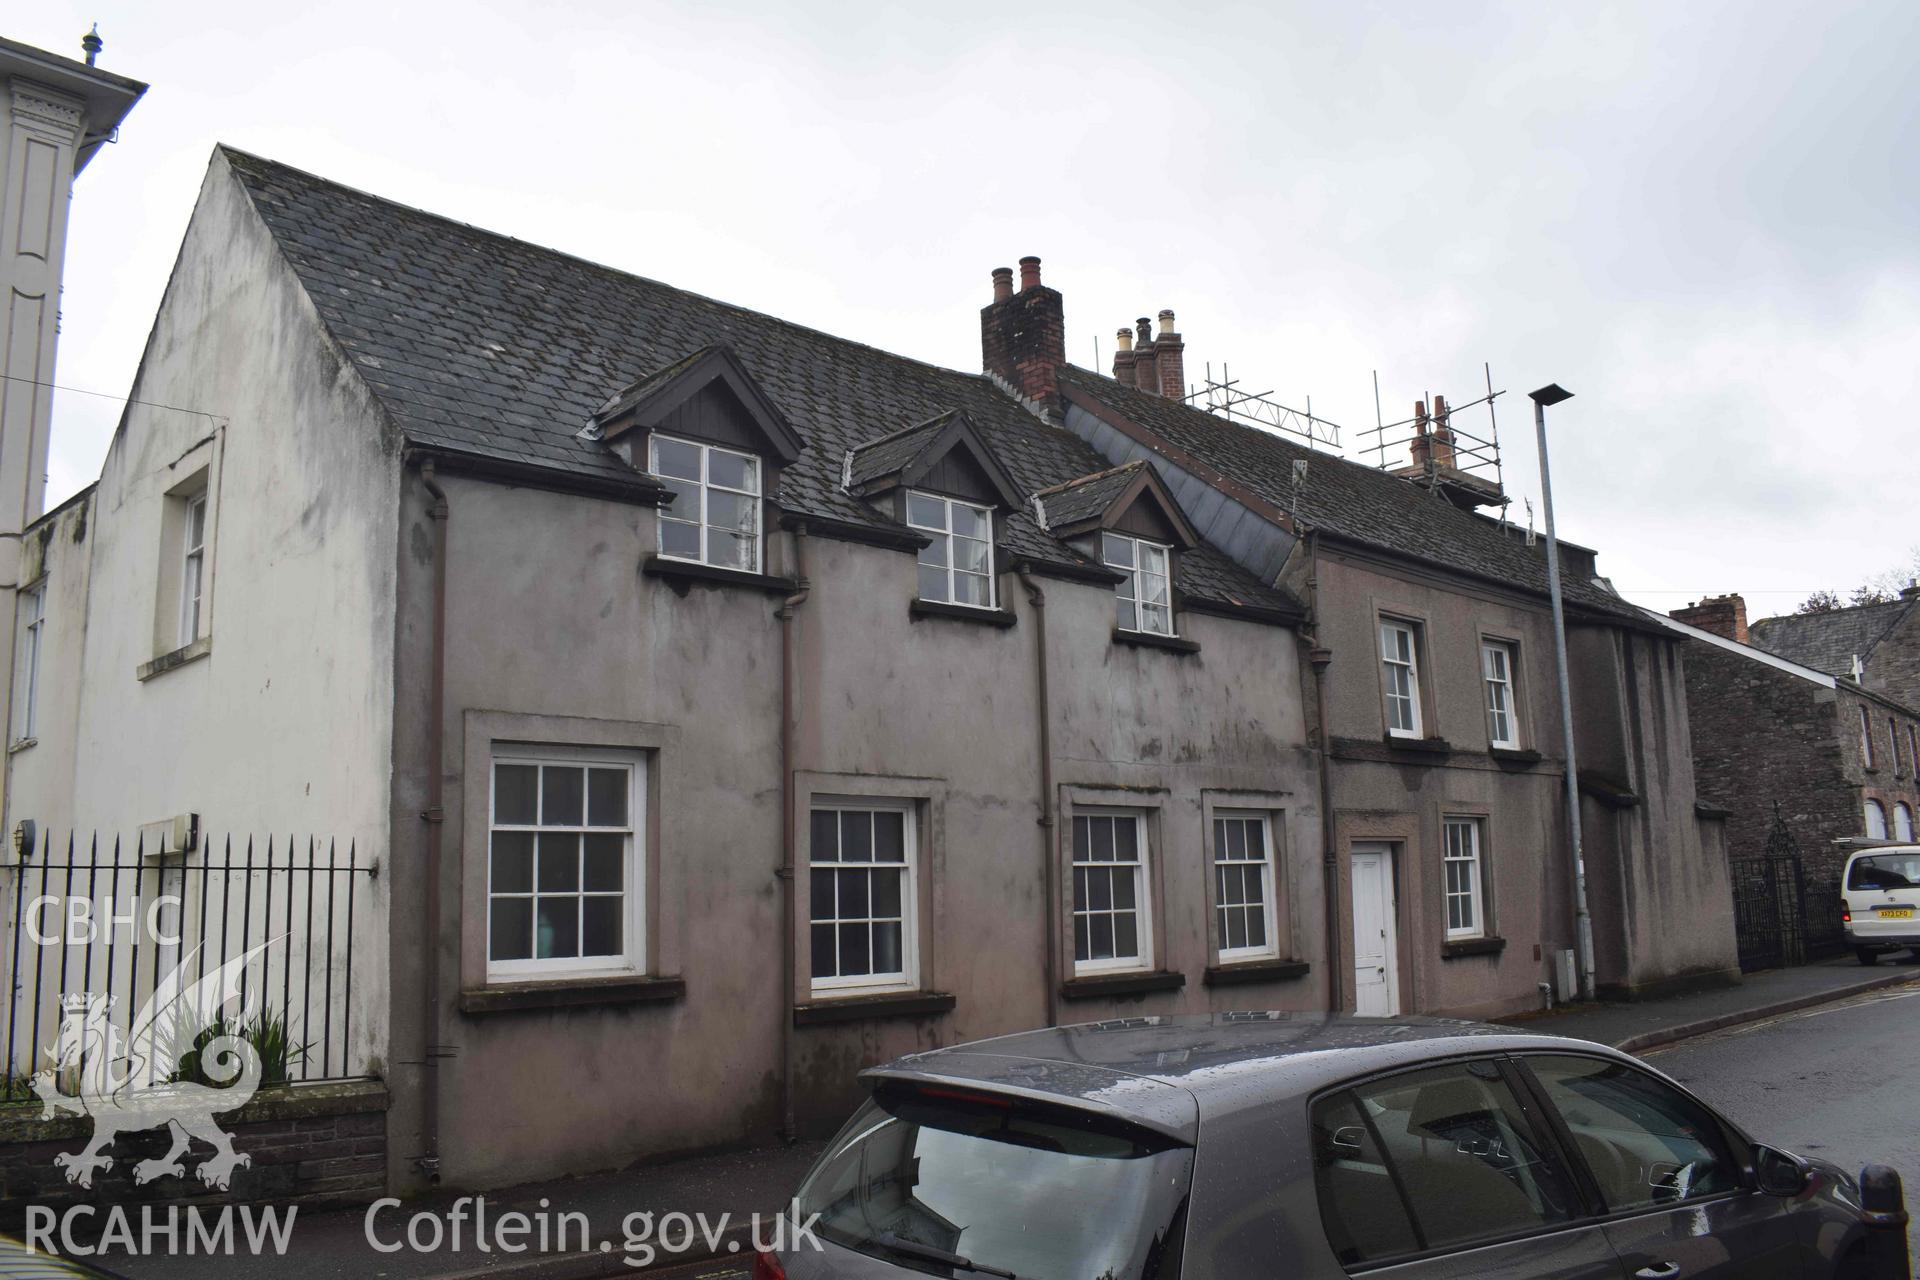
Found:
<box><xmin>1880</xmin><ymin>908</ymin><xmax>1916</xmax><ymax>919</ymax></box>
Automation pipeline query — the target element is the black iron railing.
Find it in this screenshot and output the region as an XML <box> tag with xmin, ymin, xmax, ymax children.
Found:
<box><xmin>1730</xmin><ymin>804</ymin><xmax>1847</xmax><ymax>972</ymax></box>
<box><xmin>1</xmin><ymin>832</ymin><xmax>377</xmax><ymax>1091</ymax></box>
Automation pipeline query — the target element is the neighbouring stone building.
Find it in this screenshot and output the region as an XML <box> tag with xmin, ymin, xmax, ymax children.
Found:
<box><xmin>2</xmin><ymin>143</ymin><xmax>1736</xmax><ymax>1197</ymax></box>
<box><xmin>1662</xmin><ymin>592</ymin><xmax>1920</xmax><ymax>883</ymax></box>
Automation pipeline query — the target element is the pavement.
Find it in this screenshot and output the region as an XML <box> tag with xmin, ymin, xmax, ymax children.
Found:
<box><xmin>81</xmin><ymin>954</ymin><xmax>1920</xmax><ymax>1279</ymax></box>
<box><xmin>1494</xmin><ymin>951</ymin><xmax>1920</xmax><ymax>1052</ymax></box>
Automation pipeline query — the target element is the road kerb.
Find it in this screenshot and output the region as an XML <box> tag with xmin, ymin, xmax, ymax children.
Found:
<box><xmin>1615</xmin><ymin>970</ymin><xmax>1919</xmax><ymax>1056</ymax></box>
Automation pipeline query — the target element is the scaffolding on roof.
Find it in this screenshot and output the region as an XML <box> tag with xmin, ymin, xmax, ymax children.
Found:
<box><xmin>1184</xmin><ymin>363</ymin><xmax>1343</xmax><ymax>451</ymax></box>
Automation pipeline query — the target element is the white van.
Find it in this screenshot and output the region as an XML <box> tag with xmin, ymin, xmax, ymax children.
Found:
<box><xmin>1842</xmin><ymin>844</ymin><xmax>1920</xmax><ymax>964</ymax></box>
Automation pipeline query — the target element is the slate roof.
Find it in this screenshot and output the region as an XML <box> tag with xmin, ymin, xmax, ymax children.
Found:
<box><xmin>1035</xmin><ymin>463</ymin><xmax>1143</xmax><ymax>531</ymax></box>
<box><xmin>219</xmin><ymin>148</ymin><xmax>1295</xmax><ymax>618</ymax></box>
<box><xmin>1058</xmin><ymin>365</ymin><xmax>1635</xmax><ymax>616</ymax></box>
<box><xmin>1748</xmin><ymin>597</ymin><xmax>1916</xmax><ymax>677</ymax></box>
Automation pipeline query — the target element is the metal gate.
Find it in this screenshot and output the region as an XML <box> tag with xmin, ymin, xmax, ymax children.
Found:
<box><xmin>1728</xmin><ymin>805</ymin><xmax>1846</xmax><ymax>972</ymax></box>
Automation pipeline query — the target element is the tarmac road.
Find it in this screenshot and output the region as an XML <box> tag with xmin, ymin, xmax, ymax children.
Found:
<box><xmin>1643</xmin><ymin>973</ymin><xmax>1920</xmax><ymax>1257</ymax></box>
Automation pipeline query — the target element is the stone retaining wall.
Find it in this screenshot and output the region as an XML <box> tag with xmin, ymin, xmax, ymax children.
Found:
<box><xmin>0</xmin><ymin>1079</ymin><xmax>388</xmax><ymax>1226</ymax></box>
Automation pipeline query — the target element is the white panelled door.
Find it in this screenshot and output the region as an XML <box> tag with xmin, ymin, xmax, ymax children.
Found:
<box><xmin>1351</xmin><ymin>843</ymin><xmax>1400</xmax><ymax>1017</ymax></box>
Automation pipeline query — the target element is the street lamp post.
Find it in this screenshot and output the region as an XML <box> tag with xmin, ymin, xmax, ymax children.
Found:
<box><xmin>1530</xmin><ymin>383</ymin><xmax>1594</xmax><ymax>1002</ymax></box>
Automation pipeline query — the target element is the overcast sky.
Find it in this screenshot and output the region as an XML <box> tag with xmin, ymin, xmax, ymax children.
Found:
<box><xmin>24</xmin><ymin>0</ymin><xmax>1919</xmax><ymax>616</ymax></box>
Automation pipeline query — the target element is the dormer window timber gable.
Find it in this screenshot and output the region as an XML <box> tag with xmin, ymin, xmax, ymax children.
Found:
<box><xmin>846</xmin><ymin>410</ymin><xmax>1026</xmax><ymax>615</ymax></box>
<box><xmin>844</xmin><ymin>410</ymin><xmax>1024</xmax><ymax>511</ymax></box>
<box><xmin>1036</xmin><ymin>461</ymin><xmax>1200</xmax><ymax>640</ymax></box>
<box><xmin>591</xmin><ymin>346</ymin><xmax>804</xmax><ymax>574</ymax></box>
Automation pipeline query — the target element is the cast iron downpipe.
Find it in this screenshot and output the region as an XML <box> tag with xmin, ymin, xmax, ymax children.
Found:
<box><xmin>1014</xmin><ymin>565</ymin><xmax>1059</xmax><ymax>1029</ymax></box>
<box><xmin>417</xmin><ymin>460</ymin><xmax>449</xmax><ymax>1184</ymax></box>
<box><xmin>777</xmin><ymin>525</ymin><xmax>811</xmax><ymax>1143</ymax></box>
<box><xmin>1306</xmin><ymin>529</ymin><xmax>1341</xmax><ymax>1014</ymax></box>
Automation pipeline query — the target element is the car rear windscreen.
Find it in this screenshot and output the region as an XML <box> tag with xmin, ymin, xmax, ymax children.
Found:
<box><xmin>1849</xmin><ymin>853</ymin><xmax>1920</xmax><ymax>891</ymax></box>
<box><xmin>795</xmin><ymin>1085</ymin><xmax>1192</xmax><ymax>1280</ymax></box>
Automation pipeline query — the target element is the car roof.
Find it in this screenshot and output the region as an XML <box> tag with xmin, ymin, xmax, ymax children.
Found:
<box><xmin>1847</xmin><ymin>844</ymin><xmax>1920</xmax><ymax>859</ymax></box>
<box><xmin>862</xmin><ymin>1013</ymin><xmax>1611</xmax><ymax>1136</ymax></box>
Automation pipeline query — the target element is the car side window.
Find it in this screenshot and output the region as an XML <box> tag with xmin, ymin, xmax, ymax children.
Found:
<box><xmin>1310</xmin><ymin>1060</ymin><xmax>1581</xmax><ymax>1266</ymax></box>
<box><xmin>1522</xmin><ymin>1055</ymin><xmax>1738</xmax><ymax>1214</ymax></box>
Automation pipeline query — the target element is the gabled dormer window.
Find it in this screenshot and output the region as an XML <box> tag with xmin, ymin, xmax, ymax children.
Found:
<box><xmin>1103</xmin><ymin>532</ymin><xmax>1173</xmax><ymax>636</ymax></box>
<box><xmin>1034</xmin><ymin>460</ymin><xmax>1199</xmax><ymax>647</ymax></box>
<box><xmin>650</xmin><ymin>434</ymin><xmax>762</xmax><ymax>572</ymax></box>
<box><xmin>591</xmin><ymin>346</ymin><xmax>802</xmax><ymax>581</ymax></box>
<box><xmin>907</xmin><ymin>491</ymin><xmax>995</xmax><ymax>608</ymax></box>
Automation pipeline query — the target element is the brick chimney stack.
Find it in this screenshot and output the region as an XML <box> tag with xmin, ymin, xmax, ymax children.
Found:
<box><xmin>1155</xmin><ymin>310</ymin><xmax>1184</xmax><ymax>400</ymax></box>
<box><xmin>1124</xmin><ymin>317</ymin><xmax>1155</xmax><ymax>395</ymax></box>
<box><xmin>1112</xmin><ymin>326</ymin><xmax>1135</xmax><ymax>384</ymax></box>
<box><xmin>981</xmin><ymin>255</ymin><xmax>1066</xmax><ymax>410</ymax></box>
<box><xmin>1671</xmin><ymin>594</ymin><xmax>1750</xmax><ymax>644</ymax></box>
<box><xmin>1431</xmin><ymin>394</ymin><xmax>1457</xmax><ymax>468</ymax></box>
<box><xmin>1409</xmin><ymin>399</ymin><xmax>1433</xmax><ymax>468</ymax></box>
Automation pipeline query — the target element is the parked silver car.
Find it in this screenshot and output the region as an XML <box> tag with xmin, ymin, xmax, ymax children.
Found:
<box><xmin>755</xmin><ymin>1014</ymin><xmax>1909</xmax><ymax>1280</ymax></box>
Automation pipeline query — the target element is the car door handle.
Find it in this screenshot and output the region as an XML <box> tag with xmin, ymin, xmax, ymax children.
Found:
<box><xmin>1635</xmin><ymin>1264</ymin><xmax>1681</xmax><ymax>1280</ymax></box>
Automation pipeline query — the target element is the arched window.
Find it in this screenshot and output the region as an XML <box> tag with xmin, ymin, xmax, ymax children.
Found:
<box><xmin>1864</xmin><ymin>800</ymin><xmax>1889</xmax><ymax>840</ymax></box>
<box><xmin>1896</xmin><ymin>803</ymin><xmax>1916</xmax><ymax>843</ymax></box>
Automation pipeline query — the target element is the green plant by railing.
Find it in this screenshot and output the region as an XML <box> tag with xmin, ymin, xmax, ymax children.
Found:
<box><xmin>170</xmin><ymin>1010</ymin><xmax>311</xmax><ymax>1089</ymax></box>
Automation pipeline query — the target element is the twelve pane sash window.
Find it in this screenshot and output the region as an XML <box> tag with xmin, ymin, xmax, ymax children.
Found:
<box><xmin>651</xmin><ymin>434</ymin><xmax>761</xmax><ymax>571</ymax></box>
<box><xmin>1896</xmin><ymin>803</ymin><xmax>1915</xmax><ymax>843</ymax></box>
<box><xmin>180</xmin><ymin>494</ymin><xmax>207</xmax><ymax>646</ymax></box>
<box><xmin>1071</xmin><ymin>811</ymin><xmax>1149</xmax><ymax>972</ymax></box>
<box><xmin>1482</xmin><ymin>641</ymin><xmax>1518</xmax><ymax>748</ymax></box>
<box><xmin>907</xmin><ymin>492</ymin><xmax>994</xmax><ymax>607</ymax></box>
<box><xmin>1380</xmin><ymin>621</ymin><xmax>1422</xmax><ymax>737</ymax></box>
<box><xmin>1865</xmin><ymin>800</ymin><xmax>1888</xmax><ymax>840</ymax></box>
<box><xmin>1442</xmin><ymin>818</ymin><xmax>1484</xmax><ymax>939</ymax></box>
<box><xmin>810</xmin><ymin>804</ymin><xmax>912</xmax><ymax>990</ymax></box>
<box><xmin>489</xmin><ymin>756</ymin><xmax>636</xmax><ymax>974</ymax></box>
<box><xmin>1103</xmin><ymin>533</ymin><xmax>1173</xmax><ymax>636</ymax></box>
<box><xmin>1213</xmin><ymin>813</ymin><xmax>1277</xmax><ymax>960</ymax></box>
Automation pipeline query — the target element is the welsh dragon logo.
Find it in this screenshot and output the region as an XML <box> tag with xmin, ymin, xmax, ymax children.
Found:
<box><xmin>30</xmin><ymin>938</ymin><xmax>281</xmax><ymax>1190</ymax></box>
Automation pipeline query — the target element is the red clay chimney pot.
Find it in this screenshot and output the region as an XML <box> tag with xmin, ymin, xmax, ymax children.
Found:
<box><xmin>1019</xmin><ymin>256</ymin><xmax>1041</xmax><ymax>291</ymax></box>
<box><xmin>991</xmin><ymin>267</ymin><xmax>1013</xmax><ymax>303</ymax></box>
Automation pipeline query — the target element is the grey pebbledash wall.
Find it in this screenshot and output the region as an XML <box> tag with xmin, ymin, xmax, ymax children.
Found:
<box><xmin>0</xmin><ymin>1081</ymin><xmax>388</xmax><ymax>1226</ymax></box>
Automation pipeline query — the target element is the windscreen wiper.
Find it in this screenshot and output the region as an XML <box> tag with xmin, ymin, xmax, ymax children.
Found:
<box><xmin>873</xmin><ymin>1231</ymin><xmax>1020</xmax><ymax>1279</ymax></box>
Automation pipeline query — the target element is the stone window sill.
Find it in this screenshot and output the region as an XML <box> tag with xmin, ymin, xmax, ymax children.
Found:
<box><xmin>1112</xmin><ymin>628</ymin><xmax>1201</xmax><ymax>655</ymax></box>
<box><xmin>459</xmin><ymin>974</ymin><xmax>685</xmax><ymax>1015</ymax></box>
<box><xmin>1204</xmin><ymin>957</ymin><xmax>1311</xmax><ymax>986</ymax></box>
<box><xmin>1489</xmin><ymin>747</ymin><xmax>1543</xmax><ymax>767</ymax></box>
<box><xmin>1441</xmin><ymin>936</ymin><xmax>1507</xmax><ymax>960</ymax></box>
<box><xmin>1060</xmin><ymin>970</ymin><xmax>1186</xmax><ymax>1001</ymax></box>
<box><xmin>909</xmin><ymin>600</ymin><xmax>1017</xmax><ymax>628</ymax></box>
<box><xmin>1384</xmin><ymin>734</ymin><xmax>1452</xmax><ymax>755</ymax></box>
<box><xmin>793</xmin><ymin>990</ymin><xmax>956</xmax><ymax>1025</ymax></box>
<box><xmin>641</xmin><ymin>554</ymin><xmax>797</xmax><ymax>596</ymax></box>
<box><xmin>137</xmin><ymin>635</ymin><xmax>213</xmax><ymax>682</ymax></box>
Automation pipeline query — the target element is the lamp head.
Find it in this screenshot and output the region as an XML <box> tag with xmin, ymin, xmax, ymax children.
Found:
<box><xmin>1529</xmin><ymin>383</ymin><xmax>1574</xmax><ymax>407</ymax></box>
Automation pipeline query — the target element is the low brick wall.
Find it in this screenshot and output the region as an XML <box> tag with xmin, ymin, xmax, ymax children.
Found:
<box><xmin>0</xmin><ymin>1079</ymin><xmax>388</xmax><ymax>1226</ymax></box>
